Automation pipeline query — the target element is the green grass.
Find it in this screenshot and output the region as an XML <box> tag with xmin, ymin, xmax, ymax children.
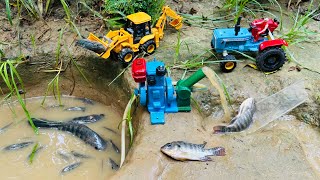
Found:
<box><xmin>0</xmin><ymin>57</ymin><xmax>38</xmax><ymax>134</ymax></box>
<box><xmin>29</xmin><ymin>142</ymin><xmax>39</xmax><ymax>164</ymax></box>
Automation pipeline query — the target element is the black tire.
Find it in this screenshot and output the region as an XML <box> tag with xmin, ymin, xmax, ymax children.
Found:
<box><xmin>220</xmin><ymin>55</ymin><xmax>237</xmax><ymax>73</ymax></box>
<box><xmin>141</xmin><ymin>40</ymin><xmax>156</xmax><ymax>55</ymax></box>
<box><xmin>76</xmin><ymin>39</ymin><xmax>106</xmax><ymax>54</ymax></box>
<box><xmin>118</xmin><ymin>48</ymin><xmax>134</xmax><ymax>65</ymax></box>
<box><xmin>256</xmin><ymin>47</ymin><xmax>286</xmax><ymax>72</ymax></box>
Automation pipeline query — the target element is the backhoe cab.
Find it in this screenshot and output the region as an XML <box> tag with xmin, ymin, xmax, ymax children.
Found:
<box><xmin>76</xmin><ymin>6</ymin><xmax>182</xmax><ymax>65</ymax></box>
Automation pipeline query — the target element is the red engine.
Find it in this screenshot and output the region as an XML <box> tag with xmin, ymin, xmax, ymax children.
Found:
<box><xmin>132</xmin><ymin>58</ymin><xmax>147</xmax><ymax>83</ymax></box>
<box><xmin>249</xmin><ymin>18</ymin><xmax>279</xmax><ymax>41</ymax></box>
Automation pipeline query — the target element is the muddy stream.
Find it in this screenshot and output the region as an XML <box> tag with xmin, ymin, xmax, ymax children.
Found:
<box><xmin>0</xmin><ymin>96</ymin><xmax>124</xmax><ymax>179</ymax></box>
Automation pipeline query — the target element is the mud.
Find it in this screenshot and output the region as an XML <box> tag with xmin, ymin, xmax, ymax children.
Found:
<box><xmin>1</xmin><ymin>0</ymin><xmax>320</xmax><ymax>179</ymax></box>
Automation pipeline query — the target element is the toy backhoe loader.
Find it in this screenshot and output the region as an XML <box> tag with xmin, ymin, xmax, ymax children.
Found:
<box><xmin>76</xmin><ymin>6</ymin><xmax>183</xmax><ymax>64</ymax></box>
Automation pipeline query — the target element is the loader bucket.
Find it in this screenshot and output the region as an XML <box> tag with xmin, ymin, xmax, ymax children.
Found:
<box><xmin>87</xmin><ymin>33</ymin><xmax>109</xmax><ymax>49</ymax></box>
<box><xmin>170</xmin><ymin>19</ymin><xmax>183</xmax><ymax>30</ymax></box>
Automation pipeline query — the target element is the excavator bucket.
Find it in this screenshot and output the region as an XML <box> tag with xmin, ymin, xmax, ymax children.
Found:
<box><xmin>169</xmin><ymin>18</ymin><xmax>183</xmax><ymax>30</ymax></box>
<box><xmin>76</xmin><ymin>33</ymin><xmax>110</xmax><ymax>54</ymax></box>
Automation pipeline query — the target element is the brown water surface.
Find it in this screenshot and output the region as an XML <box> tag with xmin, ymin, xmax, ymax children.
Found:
<box><xmin>0</xmin><ymin>96</ymin><xmax>122</xmax><ymax>179</ymax></box>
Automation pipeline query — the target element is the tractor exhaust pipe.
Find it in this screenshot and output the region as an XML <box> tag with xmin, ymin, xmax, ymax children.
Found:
<box><xmin>235</xmin><ymin>16</ymin><xmax>242</xmax><ymax>36</ymax></box>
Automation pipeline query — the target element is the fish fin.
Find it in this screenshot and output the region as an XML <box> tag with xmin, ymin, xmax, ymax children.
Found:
<box><xmin>201</xmin><ymin>141</ymin><xmax>207</xmax><ymax>148</ymax></box>
<box><xmin>200</xmin><ymin>156</ymin><xmax>212</xmax><ymax>162</ymax></box>
<box><xmin>212</xmin><ymin>126</ymin><xmax>228</xmax><ymax>134</ymax></box>
<box><xmin>230</xmin><ymin>116</ymin><xmax>238</xmax><ymax>124</ymax></box>
<box><xmin>210</xmin><ymin>147</ymin><xmax>226</xmax><ymax>156</ymax></box>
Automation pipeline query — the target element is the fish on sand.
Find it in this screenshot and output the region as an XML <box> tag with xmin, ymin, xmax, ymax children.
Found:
<box><xmin>160</xmin><ymin>141</ymin><xmax>225</xmax><ymax>161</ymax></box>
<box><xmin>213</xmin><ymin>98</ymin><xmax>256</xmax><ymax>134</ymax></box>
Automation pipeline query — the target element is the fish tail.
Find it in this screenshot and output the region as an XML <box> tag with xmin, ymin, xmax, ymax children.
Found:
<box><xmin>209</xmin><ymin>147</ymin><xmax>226</xmax><ymax>156</ymax></box>
<box><xmin>212</xmin><ymin>126</ymin><xmax>229</xmax><ymax>134</ymax></box>
<box><xmin>30</xmin><ymin>118</ymin><xmax>61</xmax><ymax>128</ymax></box>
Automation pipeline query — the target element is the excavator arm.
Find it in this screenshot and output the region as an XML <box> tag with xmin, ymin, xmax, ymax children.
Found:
<box><xmin>154</xmin><ymin>6</ymin><xmax>183</xmax><ymax>40</ymax></box>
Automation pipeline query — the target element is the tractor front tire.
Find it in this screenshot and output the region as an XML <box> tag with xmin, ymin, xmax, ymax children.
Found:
<box><xmin>256</xmin><ymin>47</ymin><xmax>286</xmax><ymax>72</ymax></box>
<box><xmin>220</xmin><ymin>55</ymin><xmax>237</xmax><ymax>73</ymax></box>
<box><xmin>119</xmin><ymin>48</ymin><xmax>134</xmax><ymax>65</ymax></box>
<box><xmin>141</xmin><ymin>40</ymin><xmax>156</xmax><ymax>55</ymax></box>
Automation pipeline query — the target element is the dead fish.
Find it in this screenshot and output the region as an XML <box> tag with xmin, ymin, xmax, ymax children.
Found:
<box><xmin>3</xmin><ymin>141</ymin><xmax>34</xmax><ymax>151</ymax></box>
<box><xmin>71</xmin><ymin>151</ymin><xmax>91</xmax><ymax>159</ymax></box>
<box><xmin>160</xmin><ymin>141</ymin><xmax>225</xmax><ymax>161</ymax></box>
<box><xmin>68</xmin><ymin>114</ymin><xmax>105</xmax><ymax>124</ymax></box>
<box><xmin>64</xmin><ymin>107</ymin><xmax>86</xmax><ymax>112</ymax></box>
<box><xmin>213</xmin><ymin>98</ymin><xmax>256</xmax><ymax>134</ymax></box>
<box><xmin>109</xmin><ymin>158</ymin><xmax>119</xmax><ymax>170</ymax></box>
<box><xmin>76</xmin><ymin>97</ymin><xmax>94</xmax><ymax>105</ymax></box>
<box><xmin>30</xmin><ymin>118</ymin><xmax>107</xmax><ymax>150</ymax></box>
<box><xmin>110</xmin><ymin>140</ymin><xmax>120</xmax><ymax>153</ymax></box>
<box><xmin>0</xmin><ymin>122</ymin><xmax>13</xmax><ymax>134</ymax></box>
<box><xmin>103</xmin><ymin>127</ymin><xmax>118</xmax><ymax>135</ymax></box>
<box><xmin>61</xmin><ymin>162</ymin><xmax>82</xmax><ymax>174</ymax></box>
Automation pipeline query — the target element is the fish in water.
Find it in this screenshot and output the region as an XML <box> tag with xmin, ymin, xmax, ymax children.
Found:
<box><xmin>61</xmin><ymin>162</ymin><xmax>82</xmax><ymax>174</ymax></box>
<box><xmin>58</xmin><ymin>151</ymin><xmax>71</xmax><ymax>161</ymax></box>
<box><xmin>30</xmin><ymin>118</ymin><xmax>107</xmax><ymax>150</ymax></box>
<box><xmin>3</xmin><ymin>141</ymin><xmax>34</xmax><ymax>151</ymax></box>
<box><xmin>64</xmin><ymin>107</ymin><xmax>86</xmax><ymax>112</ymax></box>
<box><xmin>0</xmin><ymin>122</ymin><xmax>13</xmax><ymax>134</ymax></box>
<box><xmin>109</xmin><ymin>158</ymin><xmax>119</xmax><ymax>170</ymax></box>
<box><xmin>76</xmin><ymin>97</ymin><xmax>94</xmax><ymax>105</ymax></box>
<box><xmin>68</xmin><ymin>114</ymin><xmax>105</xmax><ymax>124</ymax></box>
<box><xmin>110</xmin><ymin>140</ymin><xmax>120</xmax><ymax>153</ymax></box>
<box><xmin>71</xmin><ymin>151</ymin><xmax>91</xmax><ymax>159</ymax></box>
<box><xmin>213</xmin><ymin>98</ymin><xmax>256</xmax><ymax>134</ymax></box>
<box><xmin>160</xmin><ymin>141</ymin><xmax>225</xmax><ymax>161</ymax></box>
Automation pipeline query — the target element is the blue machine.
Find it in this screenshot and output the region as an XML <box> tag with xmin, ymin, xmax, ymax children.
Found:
<box><xmin>211</xmin><ymin>28</ymin><xmax>266</xmax><ymax>53</ymax></box>
<box><xmin>132</xmin><ymin>58</ymin><xmax>178</xmax><ymax>125</ymax></box>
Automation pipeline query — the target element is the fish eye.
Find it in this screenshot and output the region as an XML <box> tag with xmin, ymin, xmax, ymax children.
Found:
<box><xmin>177</xmin><ymin>144</ymin><xmax>181</xmax><ymax>148</ymax></box>
<box><xmin>167</xmin><ymin>144</ymin><xmax>172</xmax><ymax>148</ymax></box>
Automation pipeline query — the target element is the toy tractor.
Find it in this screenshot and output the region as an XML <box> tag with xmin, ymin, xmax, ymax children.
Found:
<box><xmin>211</xmin><ymin>17</ymin><xmax>288</xmax><ymax>73</ymax></box>
<box><xmin>76</xmin><ymin>6</ymin><xmax>183</xmax><ymax>65</ymax></box>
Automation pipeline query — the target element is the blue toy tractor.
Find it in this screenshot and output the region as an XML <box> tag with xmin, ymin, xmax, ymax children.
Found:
<box><xmin>211</xmin><ymin>17</ymin><xmax>288</xmax><ymax>73</ymax></box>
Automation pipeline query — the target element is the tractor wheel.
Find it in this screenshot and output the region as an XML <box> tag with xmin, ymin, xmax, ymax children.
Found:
<box><xmin>220</xmin><ymin>55</ymin><xmax>237</xmax><ymax>73</ymax></box>
<box><xmin>118</xmin><ymin>48</ymin><xmax>134</xmax><ymax>65</ymax></box>
<box><xmin>141</xmin><ymin>40</ymin><xmax>156</xmax><ymax>55</ymax></box>
<box><xmin>256</xmin><ymin>47</ymin><xmax>286</xmax><ymax>72</ymax></box>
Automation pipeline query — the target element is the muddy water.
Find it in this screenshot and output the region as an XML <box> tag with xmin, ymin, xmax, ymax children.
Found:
<box><xmin>0</xmin><ymin>96</ymin><xmax>123</xmax><ymax>179</ymax></box>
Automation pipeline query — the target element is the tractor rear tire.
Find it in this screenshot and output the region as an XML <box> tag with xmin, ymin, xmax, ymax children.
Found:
<box><xmin>220</xmin><ymin>55</ymin><xmax>237</xmax><ymax>73</ymax></box>
<box><xmin>256</xmin><ymin>47</ymin><xmax>286</xmax><ymax>72</ymax></box>
<box><xmin>118</xmin><ymin>48</ymin><xmax>134</xmax><ymax>65</ymax></box>
<box><xmin>141</xmin><ymin>40</ymin><xmax>156</xmax><ymax>55</ymax></box>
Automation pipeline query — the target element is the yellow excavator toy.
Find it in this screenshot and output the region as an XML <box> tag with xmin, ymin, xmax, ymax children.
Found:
<box><xmin>76</xmin><ymin>6</ymin><xmax>183</xmax><ymax>64</ymax></box>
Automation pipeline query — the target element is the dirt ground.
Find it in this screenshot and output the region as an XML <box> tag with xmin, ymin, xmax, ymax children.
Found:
<box><xmin>1</xmin><ymin>0</ymin><xmax>320</xmax><ymax>179</ymax></box>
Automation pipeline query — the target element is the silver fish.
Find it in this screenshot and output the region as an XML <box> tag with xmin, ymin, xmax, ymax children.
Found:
<box><xmin>61</xmin><ymin>162</ymin><xmax>82</xmax><ymax>174</ymax></box>
<box><xmin>3</xmin><ymin>141</ymin><xmax>34</xmax><ymax>151</ymax></box>
<box><xmin>68</xmin><ymin>114</ymin><xmax>105</xmax><ymax>124</ymax></box>
<box><xmin>110</xmin><ymin>140</ymin><xmax>120</xmax><ymax>153</ymax></box>
<box><xmin>71</xmin><ymin>151</ymin><xmax>91</xmax><ymax>159</ymax></box>
<box><xmin>109</xmin><ymin>158</ymin><xmax>119</xmax><ymax>170</ymax></box>
<box><xmin>64</xmin><ymin>107</ymin><xmax>86</xmax><ymax>112</ymax></box>
<box><xmin>58</xmin><ymin>151</ymin><xmax>71</xmax><ymax>160</ymax></box>
<box><xmin>76</xmin><ymin>97</ymin><xmax>94</xmax><ymax>105</ymax></box>
<box><xmin>0</xmin><ymin>122</ymin><xmax>13</xmax><ymax>134</ymax></box>
<box><xmin>213</xmin><ymin>98</ymin><xmax>256</xmax><ymax>133</ymax></box>
<box><xmin>160</xmin><ymin>141</ymin><xmax>225</xmax><ymax>161</ymax></box>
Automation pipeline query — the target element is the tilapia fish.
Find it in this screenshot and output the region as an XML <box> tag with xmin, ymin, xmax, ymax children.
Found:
<box><xmin>160</xmin><ymin>141</ymin><xmax>225</xmax><ymax>161</ymax></box>
<box><xmin>68</xmin><ymin>114</ymin><xmax>105</xmax><ymax>124</ymax></box>
<box><xmin>213</xmin><ymin>98</ymin><xmax>256</xmax><ymax>134</ymax></box>
<box><xmin>30</xmin><ymin>118</ymin><xmax>107</xmax><ymax>150</ymax></box>
<box><xmin>3</xmin><ymin>141</ymin><xmax>34</xmax><ymax>151</ymax></box>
